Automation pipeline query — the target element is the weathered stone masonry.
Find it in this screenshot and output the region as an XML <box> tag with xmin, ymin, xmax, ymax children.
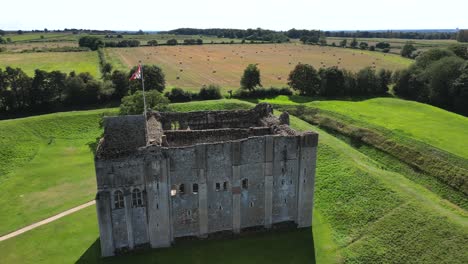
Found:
<box><xmin>94</xmin><ymin>103</ymin><xmax>318</xmax><ymax>257</ymax></box>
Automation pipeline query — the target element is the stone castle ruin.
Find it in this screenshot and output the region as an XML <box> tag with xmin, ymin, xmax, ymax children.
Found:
<box><xmin>94</xmin><ymin>103</ymin><xmax>318</xmax><ymax>257</ymax></box>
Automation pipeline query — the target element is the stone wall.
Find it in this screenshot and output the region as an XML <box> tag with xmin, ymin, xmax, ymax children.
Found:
<box><xmin>95</xmin><ymin>132</ymin><xmax>318</xmax><ymax>256</ymax></box>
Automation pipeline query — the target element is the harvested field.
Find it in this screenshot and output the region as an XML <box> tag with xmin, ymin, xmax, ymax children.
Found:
<box><xmin>105</xmin><ymin>44</ymin><xmax>412</xmax><ymax>90</ymax></box>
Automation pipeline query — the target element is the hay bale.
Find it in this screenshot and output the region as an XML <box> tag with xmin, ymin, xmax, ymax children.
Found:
<box><xmin>212</xmin><ymin>70</ymin><xmax>216</xmax><ymax>73</ymax></box>
<box><xmin>180</xmin><ymin>69</ymin><xmax>183</xmax><ymax>72</ymax></box>
<box><xmin>176</xmin><ymin>76</ymin><xmax>180</xmax><ymax>80</ymax></box>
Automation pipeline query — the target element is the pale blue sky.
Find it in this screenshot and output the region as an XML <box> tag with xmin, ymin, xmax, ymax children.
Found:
<box><xmin>1</xmin><ymin>0</ymin><xmax>467</xmax><ymax>31</ymax></box>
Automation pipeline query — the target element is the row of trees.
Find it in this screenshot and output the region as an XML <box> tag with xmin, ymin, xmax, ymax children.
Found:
<box><xmin>0</xmin><ymin>68</ymin><xmax>112</xmax><ymax>113</ymax></box>
<box><xmin>239</xmin><ymin>64</ymin><xmax>392</xmax><ymax>97</ymax></box>
<box><xmin>79</xmin><ymin>36</ymin><xmax>143</xmax><ymax>50</ymax></box>
<box><xmin>394</xmin><ymin>47</ymin><xmax>468</xmax><ymax>116</ymax></box>
<box><xmin>0</xmin><ymin>64</ymin><xmax>167</xmax><ymax>115</ymax></box>
<box><xmin>166</xmin><ymin>28</ymin><xmax>289</xmax><ymax>43</ymax></box>
<box><xmin>166</xmin><ymin>28</ymin><xmax>461</xmax><ymax>41</ymax></box>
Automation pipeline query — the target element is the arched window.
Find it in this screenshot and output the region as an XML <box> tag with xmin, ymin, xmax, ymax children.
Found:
<box><xmin>192</xmin><ymin>183</ymin><xmax>199</xmax><ymax>194</ymax></box>
<box><xmin>223</xmin><ymin>181</ymin><xmax>228</xmax><ymax>191</ymax></box>
<box><xmin>132</xmin><ymin>188</ymin><xmax>143</xmax><ymax>207</ymax></box>
<box><xmin>114</xmin><ymin>190</ymin><xmax>124</xmax><ymax>209</ymax></box>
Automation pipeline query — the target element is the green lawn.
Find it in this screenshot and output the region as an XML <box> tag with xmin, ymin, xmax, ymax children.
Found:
<box><xmin>0</xmin><ymin>99</ymin><xmax>466</xmax><ymax>263</ymax></box>
<box><xmin>0</xmin><ymin>51</ymin><xmax>101</xmax><ymax>77</ymax></box>
<box><xmin>0</xmin><ymin>109</ymin><xmax>117</xmax><ymax>235</ymax></box>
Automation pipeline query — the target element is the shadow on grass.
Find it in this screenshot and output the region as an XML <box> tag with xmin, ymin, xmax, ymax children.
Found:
<box><xmin>76</xmin><ymin>227</ymin><xmax>315</xmax><ymax>264</ymax></box>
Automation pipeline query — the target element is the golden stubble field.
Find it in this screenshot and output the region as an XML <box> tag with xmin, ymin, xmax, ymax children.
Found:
<box><xmin>106</xmin><ymin>44</ymin><xmax>412</xmax><ymax>90</ymax></box>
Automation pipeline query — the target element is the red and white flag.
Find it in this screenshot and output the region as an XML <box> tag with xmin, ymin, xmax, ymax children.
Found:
<box><xmin>129</xmin><ymin>64</ymin><xmax>142</xmax><ymax>80</ymax></box>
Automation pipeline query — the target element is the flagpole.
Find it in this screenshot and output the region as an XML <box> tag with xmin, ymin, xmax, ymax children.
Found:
<box><xmin>139</xmin><ymin>62</ymin><xmax>149</xmax><ymax>144</ymax></box>
<box><xmin>140</xmin><ymin>62</ymin><xmax>148</xmax><ymax>117</ymax></box>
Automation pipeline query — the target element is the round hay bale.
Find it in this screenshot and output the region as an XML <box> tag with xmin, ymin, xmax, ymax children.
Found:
<box><xmin>212</xmin><ymin>70</ymin><xmax>216</xmax><ymax>73</ymax></box>
<box><xmin>180</xmin><ymin>69</ymin><xmax>183</xmax><ymax>72</ymax></box>
<box><xmin>176</xmin><ymin>76</ymin><xmax>180</xmax><ymax>80</ymax></box>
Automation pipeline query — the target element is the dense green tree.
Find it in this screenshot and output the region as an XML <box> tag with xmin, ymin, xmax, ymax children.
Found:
<box><xmin>0</xmin><ymin>68</ymin><xmax>9</xmax><ymax>111</ymax></box>
<box><xmin>288</xmin><ymin>63</ymin><xmax>321</xmax><ymax>96</ymax></box>
<box><xmin>147</xmin><ymin>40</ymin><xmax>158</xmax><ymax>46</ymax></box>
<box><xmin>164</xmin><ymin>87</ymin><xmax>192</xmax><ymax>102</ymax></box>
<box><xmin>342</xmin><ymin>69</ymin><xmax>357</xmax><ymax>95</ymax></box>
<box><xmin>356</xmin><ymin>67</ymin><xmax>379</xmax><ymax>95</ymax></box>
<box><xmin>424</xmin><ymin>56</ymin><xmax>464</xmax><ymax>108</ymax></box>
<box><xmin>102</xmin><ymin>63</ymin><xmax>113</xmax><ymax>75</ymax></box>
<box><xmin>4</xmin><ymin>67</ymin><xmax>32</xmax><ymax>110</ymax></box>
<box><xmin>318</xmin><ymin>66</ymin><xmax>345</xmax><ymax>96</ymax></box>
<box><xmin>128</xmin><ymin>65</ymin><xmax>166</xmax><ymax>93</ymax></box>
<box><xmin>415</xmin><ymin>48</ymin><xmax>455</xmax><ymax>69</ymax></box>
<box><xmin>110</xmin><ymin>70</ymin><xmax>130</xmax><ymax>98</ymax></box>
<box><xmin>451</xmin><ymin>62</ymin><xmax>468</xmax><ymax>115</ymax></box>
<box><xmin>350</xmin><ymin>37</ymin><xmax>358</xmax><ymax>48</ymax></box>
<box><xmin>119</xmin><ymin>90</ymin><xmax>169</xmax><ymax>115</ymax></box>
<box><xmin>240</xmin><ymin>64</ymin><xmax>262</xmax><ymax>91</ymax></box>
<box><xmin>447</xmin><ymin>44</ymin><xmax>468</xmax><ymax>60</ymax></box>
<box><xmin>359</xmin><ymin>42</ymin><xmax>369</xmax><ymax>50</ymax></box>
<box><xmin>456</xmin><ymin>29</ymin><xmax>468</xmax><ymax>42</ymax></box>
<box><xmin>339</xmin><ymin>39</ymin><xmax>347</xmax><ymax>47</ymax></box>
<box><xmin>376</xmin><ymin>42</ymin><xmax>391</xmax><ymax>49</ymax></box>
<box><xmin>166</xmin><ymin>39</ymin><xmax>178</xmax><ymax>45</ymax></box>
<box><xmin>401</xmin><ymin>42</ymin><xmax>417</xmax><ymax>58</ymax></box>
<box><xmin>199</xmin><ymin>84</ymin><xmax>222</xmax><ymax>99</ymax></box>
<box><xmin>376</xmin><ymin>69</ymin><xmax>392</xmax><ymax>95</ymax></box>
<box><xmin>78</xmin><ymin>36</ymin><xmax>104</xmax><ymax>50</ymax></box>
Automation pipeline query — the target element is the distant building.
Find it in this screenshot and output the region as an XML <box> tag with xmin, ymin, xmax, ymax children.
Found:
<box><xmin>94</xmin><ymin>103</ymin><xmax>318</xmax><ymax>257</ymax></box>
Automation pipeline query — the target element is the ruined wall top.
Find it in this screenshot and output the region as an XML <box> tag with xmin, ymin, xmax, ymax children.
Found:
<box><xmin>96</xmin><ymin>103</ymin><xmax>313</xmax><ymax>160</ymax></box>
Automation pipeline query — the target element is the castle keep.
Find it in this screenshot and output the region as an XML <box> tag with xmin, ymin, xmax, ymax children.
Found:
<box><xmin>94</xmin><ymin>103</ymin><xmax>318</xmax><ymax>257</ymax></box>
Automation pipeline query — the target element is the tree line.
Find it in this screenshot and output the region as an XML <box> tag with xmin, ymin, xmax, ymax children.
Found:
<box><xmin>0</xmin><ymin>64</ymin><xmax>167</xmax><ymax>116</ymax></box>
<box><xmin>239</xmin><ymin>63</ymin><xmax>391</xmax><ymax>98</ymax></box>
<box><xmin>166</xmin><ymin>28</ymin><xmax>289</xmax><ymax>43</ymax></box>
<box><xmin>165</xmin><ymin>28</ymin><xmax>462</xmax><ymax>41</ymax></box>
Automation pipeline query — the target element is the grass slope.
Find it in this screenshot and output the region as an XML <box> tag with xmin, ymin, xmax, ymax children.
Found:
<box><xmin>0</xmin><ymin>51</ymin><xmax>101</xmax><ymax>77</ymax></box>
<box><xmin>306</xmin><ymin>97</ymin><xmax>468</xmax><ymax>159</ymax></box>
<box><xmin>0</xmin><ymin>100</ymin><xmax>467</xmax><ymax>263</ymax></box>
<box><xmin>0</xmin><ymin>109</ymin><xmax>117</xmax><ymax>235</ymax></box>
